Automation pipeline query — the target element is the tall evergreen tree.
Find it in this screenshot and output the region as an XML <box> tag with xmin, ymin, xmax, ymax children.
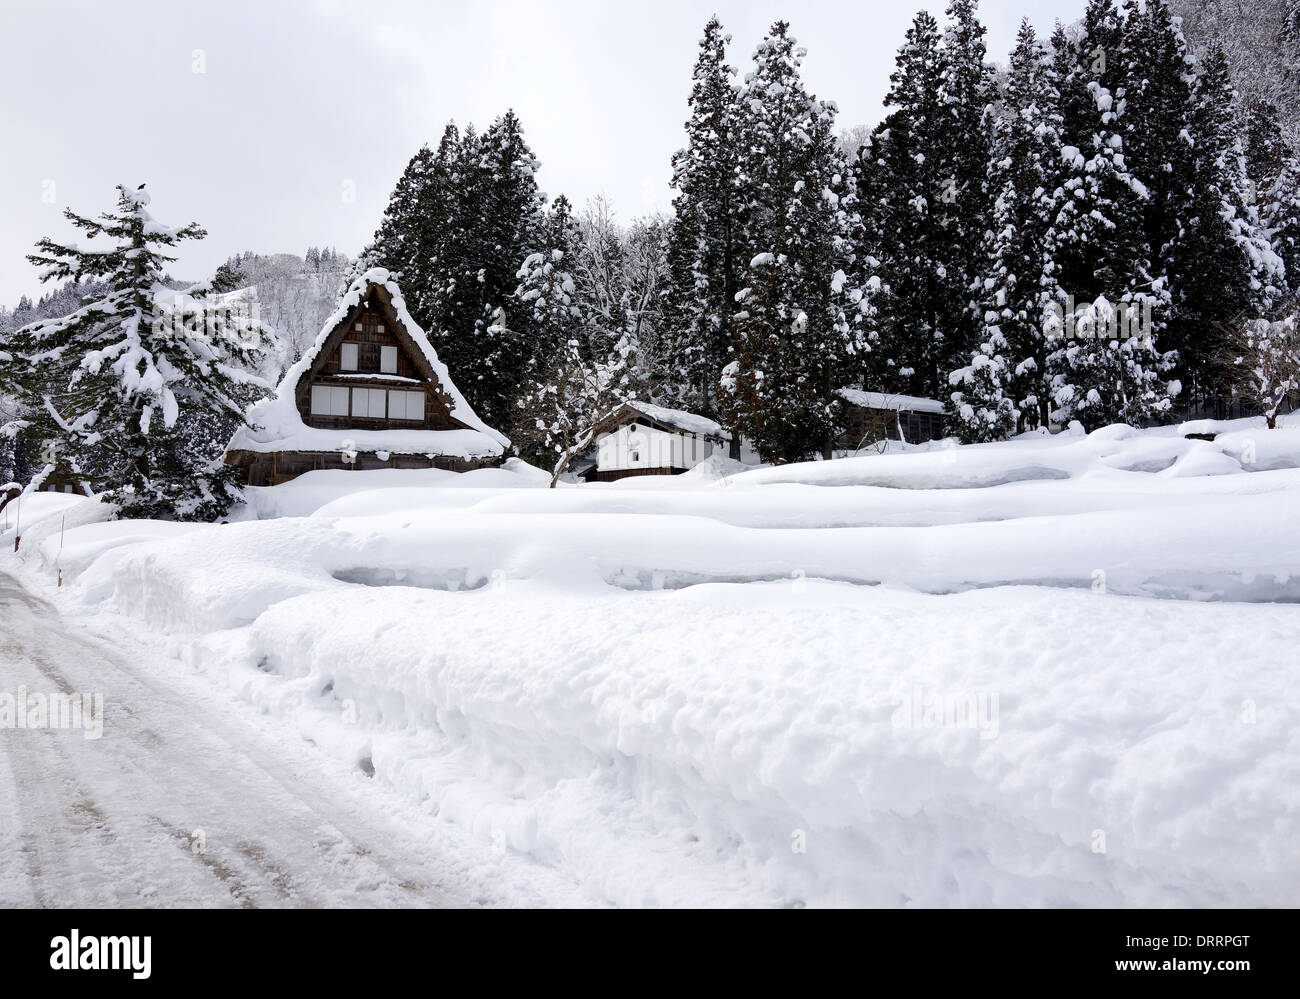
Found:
<box><xmin>12</xmin><ymin>185</ymin><xmax>267</xmax><ymax>519</ymax></box>
<box><xmin>362</xmin><ymin>113</ymin><xmax>545</xmax><ymax>431</ymax></box>
<box><xmin>721</xmin><ymin>22</ymin><xmax>867</xmax><ymax>462</ymax></box>
<box><xmin>1042</xmin><ymin>4</ymin><xmax>1179</xmax><ymax>427</ymax></box>
<box><xmin>369</xmin><ymin>142</ymin><xmax>436</xmax><ymax>296</ymax></box>
<box><xmin>952</xmin><ymin>18</ymin><xmax>1065</xmax><ymax>439</ymax></box>
<box><xmin>857</xmin><ymin>11</ymin><xmax>967</xmax><ymax>399</ymax></box>
<box><xmin>509</xmin><ymin>196</ymin><xmax>633</xmax><ymax>483</ymax></box>
<box><xmin>1118</xmin><ymin>0</ymin><xmax>1196</xmax><ymax>302</ymax></box>
<box><xmin>1164</xmin><ymin>44</ymin><xmax>1281</xmax><ymax>404</ymax></box>
<box><xmin>938</xmin><ymin>0</ymin><xmax>997</xmax><ymax>341</ymax></box>
<box><xmin>664</xmin><ymin>17</ymin><xmax>745</xmax><ymax>422</ymax></box>
<box><xmin>1244</xmin><ymin>100</ymin><xmax>1300</xmax><ymax>295</ymax></box>
<box><xmin>468</xmin><ymin>111</ymin><xmax>548</xmax><ymax>430</ymax></box>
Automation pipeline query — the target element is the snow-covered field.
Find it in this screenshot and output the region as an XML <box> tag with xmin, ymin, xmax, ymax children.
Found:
<box><xmin>4</xmin><ymin>417</ymin><xmax>1299</xmax><ymax>907</ymax></box>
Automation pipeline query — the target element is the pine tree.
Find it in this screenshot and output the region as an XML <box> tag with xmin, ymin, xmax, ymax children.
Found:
<box><xmin>938</xmin><ymin>0</ymin><xmax>996</xmax><ymax>348</ymax></box>
<box><xmin>1118</xmin><ymin>0</ymin><xmax>1196</xmax><ymax>300</ymax></box>
<box><xmin>1244</xmin><ymin>100</ymin><xmax>1300</xmax><ymax>293</ymax></box>
<box><xmin>953</xmin><ymin>18</ymin><xmax>1064</xmax><ymax>440</ymax></box>
<box><xmin>508</xmin><ymin>196</ymin><xmax>632</xmax><ymax>482</ymax></box>
<box><xmin>858</xmin><ymin>11</ymin><xmax>963</xmax><ymax>399</ymax></box>
<box><xmin>722</xmin><ymin>22</ymin><xmax>868</xmax><ymax>462</ymax></box>
<box><xmin>664</xmin><ymin>17</ymin><xmax>745</xmax><ymax>421</ymax></box>
<box><xmin>0</xmin><ymin>342</ymin><xmax>17</xmax><ymax>483</ymax></box>
<box><xmin>948</xmin><ymin>328</ymin><xmax>1019</xmax><ymax>440</ymax></box>
<box><xmin>11</xmin><ymin>184</ymin><xmax>268</xmax><ymax>519</ymax></box>
<box><xmin>466</xmin><ymin>112</ymin><xmax>547</xmax><ymax>430</ymax></box>
<box><xmin>369</xmin><ymin>139</ymin><xmax>441</xmax><ymax>321</ymax></box>
<box><xmin>1164</xmin><ymin>44</ymin><xmax>1281</xmax><ymax>406</ymax></box>
<box><xmin>1042</xmin><ymin>4</ymin><xmax>1180</xmax><ymax>427</ymax></box>
<box><xmin>362</xmin><ymin>113</ymin><xmax>546</xmax><ymax>430</ymax></box>
<box><xmin>1048</xmin><ymin>295</ymin><xmax>1178</xmax><ymax>428</ymax></box>
<box><xmin>12</xmin><ymin>296</ymin><xmax>34</xmax><ymax>329</ymax></box>
<box><xmin>210</xmin><ymin>260</ymin><xmax>245</xmax><ymax>295</ymax></box>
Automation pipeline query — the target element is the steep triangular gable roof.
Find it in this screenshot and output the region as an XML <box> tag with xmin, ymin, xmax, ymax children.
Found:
<box><xmin>228</xmin><ymin>268</ymin><xmax>509</xmax><ymax>458</ymax></box>
<box><xmin>291</xmin><ymin>270</ymin><xmax>504</xmax><ymax>441</ymax></box>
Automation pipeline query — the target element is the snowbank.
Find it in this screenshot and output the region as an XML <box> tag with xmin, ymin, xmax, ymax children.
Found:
<box><xmin>11</xmin><ymin>415</ymin><xmax>1300</xmax><ymax>906</ymax></box>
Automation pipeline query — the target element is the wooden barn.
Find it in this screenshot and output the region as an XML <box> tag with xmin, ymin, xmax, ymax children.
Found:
<box><xmin>837</xmin><ymin>388</ymin><xmax>948</xmax><ymax>449</ymax></box>
<box><xmin>225</xmin><ymin>269</ymin><xmax>508</xmax><ymax>486</ymax></box>
<box><xmin>32</xmin><ymin>462</ymin><xmax>93</xmax><ymax>495</ymax></box>
<box><xmin>591</xmin><ymin>402</ymin><xmax>732</xmax><ymax>482</ymax></box>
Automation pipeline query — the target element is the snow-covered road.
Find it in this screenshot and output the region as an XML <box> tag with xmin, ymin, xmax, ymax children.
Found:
<box><xmin>0</xmin><ymin>570</ymin><xmax>584</xmax><ymax>908</ymax></box>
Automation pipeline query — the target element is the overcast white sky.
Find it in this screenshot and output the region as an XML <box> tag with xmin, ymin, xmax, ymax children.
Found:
<box><xmin>1</xmin><ymin>0</ymin><xmax>1080</xmax><ymax>304</ymax></box>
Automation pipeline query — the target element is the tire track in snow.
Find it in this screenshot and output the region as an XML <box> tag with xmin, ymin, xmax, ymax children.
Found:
<box><xmin>0</xmin><ymin>569</ymin><xmax>584</xmax><ymax>907</ymax></box>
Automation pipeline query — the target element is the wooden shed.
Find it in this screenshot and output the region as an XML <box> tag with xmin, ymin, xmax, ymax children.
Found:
<box><xmin>836</xmin><ymin>388</ymin><xmax>948</xmax><ymax>449</ymax></box>
<box><xmin>224</xmin><ymin>269</ymin><xmax>508</xmax><ymax>486</ymax></box>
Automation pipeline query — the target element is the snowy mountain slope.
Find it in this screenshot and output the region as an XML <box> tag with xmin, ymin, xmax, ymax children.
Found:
<box><xmin>5</xmin><ymin>416</ymin><xmax>1299</xmax><ymax>906</ymax></box>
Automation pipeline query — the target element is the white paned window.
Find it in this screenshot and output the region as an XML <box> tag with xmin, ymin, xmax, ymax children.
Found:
<box><xmin>406</xmin><ymin>390</ymin><xmax>424</xmax><ymax>420</ymax></box>
<box><xmin>340</xmin><ymin>343</ymin><xmax>359</xmax><ymax>370</ymax></box>
<box><xmin>389</xmin><ymin>390</ymin><xmax>425</xmax><ymax>421</ymax></box>
<box><xmin>311</xmin><ymin>385</ymin><xmax>350</xmax><ymax>416</ymax></box>
<box><xmin>353</xmin><ymin>387</ymin><xmax>387</xmax><ymax>418</ymax></box>
<box><xmin>380</xmin><ymin>345</ymin><xmax>398</xmax><ymax>374</ymax></box>
<box><xmin>377</xmin><ymin>324</ymin><xmax>384</xmax><ymax>332</ymax></box>
<box><xmin>354</xmin><ymin>322</ymin><xmax>362</xmax><ymax>331</ymax></box>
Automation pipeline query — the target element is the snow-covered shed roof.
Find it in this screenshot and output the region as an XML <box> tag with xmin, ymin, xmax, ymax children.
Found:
<box><xmin>837</xmin><ymin>388</ymin><xmax>946</xmax><ymax>416</ymax></box>
<box><xmin>595</xmin><ymin>401</ymin><xmax>731</xmax><ymax>441</ymax></box>
<box><xmin>228</xmin><ymin>268</ymin><xmax>508</xmax><ymax>459</ymax></box>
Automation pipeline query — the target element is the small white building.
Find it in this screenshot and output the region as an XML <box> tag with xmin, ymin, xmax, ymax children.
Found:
<box><xmin>592</xmin><ymin>402</ymin><xmax>731</xmax><ymax>482</ymax></box>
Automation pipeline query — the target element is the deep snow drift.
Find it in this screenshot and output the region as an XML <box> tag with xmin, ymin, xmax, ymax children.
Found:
<box><xmin>4</xmin><ymin>416</ymin><xmax>1299</xmax><ymax>906</ymax></box>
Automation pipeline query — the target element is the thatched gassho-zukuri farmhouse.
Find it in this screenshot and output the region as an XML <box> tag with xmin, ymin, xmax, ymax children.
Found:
<box><xmin>224</xmin><ymin>268</ymin><xmax>508</xmax><ymax>486</ymax></box>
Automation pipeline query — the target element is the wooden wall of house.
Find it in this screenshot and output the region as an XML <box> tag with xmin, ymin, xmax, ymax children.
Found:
<box><xmin>296</xmin><ymin>304</ymin><xmax>462</xmax><ymax>432</ymax></box>
<box><xmin>837</xmin><ymin>404</ymin><xmax>946</xmax><ymax>448</ymax></box>
<box><xmin>236</xmin><ymin>450</ymin><xmax>496</xmax><ymax>487</ymax></box>
<box><xmin>319</xmin><ymin>308</ymin><xmax>421</xmax><ymax>379</ymax></box>
<box><xmin>595</xmin><ymin>466</ymin><xmax>687</xmax><ymax>483</ymax></box>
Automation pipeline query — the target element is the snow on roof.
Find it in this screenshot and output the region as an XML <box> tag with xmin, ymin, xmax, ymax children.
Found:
<box><xmin>228</xmin><ymin>268</ymin><xmax>508</xmax><ymax>458</ymax></box>
<box><xmin>617</xmin><ymin>401</ymin><xmax>730</xmax><ymax>440</ymax></box>
<box><xmin>837</xmin><ymin>388</ymin><xmax>946</xmax><ymax>416</ymax></box>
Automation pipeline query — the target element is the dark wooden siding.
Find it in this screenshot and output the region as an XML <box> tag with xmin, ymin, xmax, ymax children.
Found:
<box><xmin>595</xmin><ymin>466</ymin><xmax>686</xmax><ymax>482</ymax></box>
<box><xmin>838</xmin><ymin>404</ymin><xmax>946</xmax><ymax>448</ymax></box>
<box><xmin>319</xmin><ymin>308</ymin><xmax>421</xmax><ymax>379</ymax></box>
<box><xmin>296</xmin><ymin>303</ymin><xmax>460</xmax><ymax>431</ymax></box>
<box><xmin>237</xmin><ymin>450</ymin><xmax>498</xmax><ymax>487</ymax></box>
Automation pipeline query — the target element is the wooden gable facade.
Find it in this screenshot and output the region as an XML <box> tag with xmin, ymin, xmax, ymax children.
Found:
<box><xmin>299</xmin><ymin>284</ymin><xmax>469</xmax><ymax>435</ymax></box>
